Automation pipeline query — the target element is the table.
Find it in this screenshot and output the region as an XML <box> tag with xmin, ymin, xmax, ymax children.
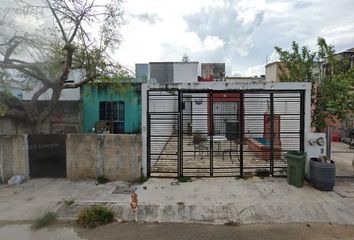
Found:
<box><xmin>207</xmin><ymin>135</ymin><xmax>227</xmax><ymax>155</ymax></box>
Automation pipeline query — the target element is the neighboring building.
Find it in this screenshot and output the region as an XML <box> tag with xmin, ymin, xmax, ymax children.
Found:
<box><xmin>82</xmin><ymin>83</ymin><xmax>141</xmax><ymax>134</ymax></box>
<box><xmin>0</xmin><ymin>81</ymin><xmax>23</xmax><ymax>99</ymax></box>
<box><xmin>323</xmin><ymin>47</ymin><xmax>354</xmax><ymax>76</ymax></box>
<box><xmin>200</xmin><ymin>63</ymin><xmax>225</xmax><ymax>82</ymax></box>
<box><xmin>267</xmin><ymin>47</ymin><xmax>354</xmax><ymax>82</ymax></box>
<box><xmin>265</xmin><ymin>61</ymin><xmax>282</xmax><ymax>82</ymax></box>
<box><xmin>22</xmin><ymin>70</ymin><xmax>82</xmax><ymax>101</ymax></box>
<box><xmin>141</xmin><ymin>61</ymin><xmax>228</xmax><ymax>83</ymax></box>
<box><xmin>0</xmin><ymin>70</ymin><xmax>82</xmax><ymax>134</ymax></box>
<box><xmin>135</xmin><ymin>63</ymin><xmax>149</xmax><ymax>83</ymax></box>
<box><xmin>149</xmin><ymin>62</ymin><xmax>199</xmax><ymax>83</ymax></box>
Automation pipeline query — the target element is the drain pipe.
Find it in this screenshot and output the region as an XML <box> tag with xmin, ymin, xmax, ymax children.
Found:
<box><xmin>326</xmin><ymin>126</ymin><xmax>332</xmax><ymax>159</ymax></box>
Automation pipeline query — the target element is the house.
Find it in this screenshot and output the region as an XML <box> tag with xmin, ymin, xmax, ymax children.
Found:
<box><xmin>0</xmin><ymin>71</ymin><xmax>23</xmax><ymax>99</ymax></box>
<box><xmin>81</xmin><ymin>83</ymin><xmax>141</xmax><ymax>134</ymax></box>
<box><xmin>80</xmin><ymin>61</ymin><xmax>200</xmax><ymax>134</ymax></box>
<box><xmin>323</xmin><ymin>47</ymin><xmax>354</xmax><ymax>76</ymax></box>
<box><xmin>139</xmin><ymin>61</ymin><xmax>229</xmax><ymax>83</ymax></box>
<box><xmin>142</xmin><ymin>81</ymin><xmax>312</xmax><ymax>178</ymax></box>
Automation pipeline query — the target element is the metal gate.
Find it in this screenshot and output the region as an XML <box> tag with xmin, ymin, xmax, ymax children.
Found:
<box><xmin>147</xmin><ymin>89</ymin><xmax>305</xmax><ymax>178</ymax></box>
<box><xmin>28</xmin><ymin>134</ymin><xmax>66</xmax><ymax>178</ymax></box>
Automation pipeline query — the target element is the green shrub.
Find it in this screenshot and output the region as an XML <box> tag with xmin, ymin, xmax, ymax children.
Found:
<box><xmin>77</xmin><ymin>205</ymin><xmax>114</xmax><ymax>228</ymax></box>
<box><xmin>178</xmin><ymin>176</ymin><xmax>191</xmax><ymax>183</ymax></box>
<box><xmin>139</xmin><ymin>175</ymin><xmax>147</xmax><ymax>184</ymax></box>
<box><xmin>31</xmin><ymin>212</ymin><xmax>57</xmax><ymax>230</ymax></box>
<box><xmin>63</xmin><ymin>198</ymin><xmax>75</xmax><ymax>206</ymax></box>
<box><xmin>96</xmin><ymin>175</ymin><xmax>109</xmax><ymax>184</ymax></box>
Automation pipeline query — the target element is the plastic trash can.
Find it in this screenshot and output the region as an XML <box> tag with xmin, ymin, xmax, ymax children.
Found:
<box><xmin>286</xmin><ymin>151</ymin><xmax>306</xmax><ymax>188</ymax></box>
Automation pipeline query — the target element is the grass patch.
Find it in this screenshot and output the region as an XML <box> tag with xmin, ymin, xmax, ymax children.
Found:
<box><xmin>178</xmin><ymin>176</ymin><xmax>191</xmax><ymax>183</ymax></box>
<box><xmin>31</xmin><ymin>212</ymin><xmax>57</xmax><ymax>230</ymax></box>
<box><xmin>242</xmin><ymin>173</ymin><xmax>254</xmax><ymax>180</ymax></box>
<box><xmin>77</xmin><ymin>205</ymin><xmax>114</xmax><ymax>228</ymax></box>
<box><xmin>177</xmin><ymin>201</ymin><xmax>185</xmax><ymax>206</ymax></box>
<box><xmin>63</xmin><ymin>198</ymin><xmax>75</xmax><ymax>206</ymax></box>
<box><xmin>139</xmin><ymin>175</ymin><xmax>147</xmax><ymax>184</ymax></box>
<box><xmin>96</xmin><ymin>175</ymin><xmax>109</xmax><ymax>184</ymax></box>
<box><xmin>129</xmin><ymin>175</ymin><xmax>147</xmax><ymax>185</ymax></box>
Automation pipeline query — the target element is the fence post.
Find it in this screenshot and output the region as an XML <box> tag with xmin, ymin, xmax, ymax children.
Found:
<box><xmin>240</xmin><ymin>92</ymin><xmax>244</xmax><ymax>178</ymax></box>
<box><xmin>270</xmin><ymin>93</ymin><xmax>274</xmax><ymax>176</ymax></box>
<box><xmin>210</xmin><ymin>91</ymin><xmax>214</xmax><ymax>177</ymax></box>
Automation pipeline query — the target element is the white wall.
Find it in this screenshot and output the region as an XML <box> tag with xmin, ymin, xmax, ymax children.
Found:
<box><xmin>23</xmin><ymin>87</ymin><xmax>80</xmax><ymax>101</ymax></box>
<box><xmin>173</xmin><ymin>62</ymin><xmax>198</xmax><ymax>83</ymax></box>
<box><xmin>265</xmin><ymin>63</ymin><xmax>278</xmax><ymax>82</ymax></box>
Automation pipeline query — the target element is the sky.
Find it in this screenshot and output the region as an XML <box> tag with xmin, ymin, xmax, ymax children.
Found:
<box><xmin>115</xmin><ymin>0</ymin><xmax>354</xmax><ymax>77</ymax></box>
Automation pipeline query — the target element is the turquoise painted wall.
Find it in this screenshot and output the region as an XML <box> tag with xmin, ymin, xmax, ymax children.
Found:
<box><xmin>82</xmin><ymin>85</ymin><xmax>141</xmax><ymax>133</ymax></box>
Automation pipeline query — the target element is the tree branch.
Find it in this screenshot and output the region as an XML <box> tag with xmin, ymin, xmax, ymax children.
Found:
<box><xmin>31</xmin><ymin>85</ymin><xmax>50</xmax><ymax>101</ymax></box>
<box><xmin>37</xmin><ymin>86</ymin><xmax>62</xmax><ymax>124</ymax></box>
<box><xmin>4</xmin><ymin>38</ymin><xmax>23</xmax><ymax>61</ymax></box>
<box><xmin>0</xmin><ymin>61</ymin><xmax>53</xmax><ymax>87</ymax></box>
<box><xmin>68</xmin><ymin>0</ymin><xmax>94</xmax><ymax>43</ymax></box>
<box><xmin>63</xmin><ymin>76</ymin><xmax>93</xmax><ymax>88</ymax></box>
<box><xmin>46</xmin><ymin>0</ymin><xmax>68</xmax><ymax>44</ymax></box>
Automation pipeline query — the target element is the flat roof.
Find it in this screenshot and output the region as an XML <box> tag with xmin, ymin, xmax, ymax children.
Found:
<box><xmin>143</xmin><ymin>81</ymin><xmax>311</xmax><ymax>91</ymax></box>
<box><xmin>149</xmin><ymin>61</ymin><xmax>199</xmax><ymax>64</ymax></box>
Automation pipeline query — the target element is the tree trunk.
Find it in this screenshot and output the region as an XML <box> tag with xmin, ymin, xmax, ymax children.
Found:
<box><xmin>31</xmin><ymin>121</ymin><xmax>43</xmax><ymax>134</ymax></box>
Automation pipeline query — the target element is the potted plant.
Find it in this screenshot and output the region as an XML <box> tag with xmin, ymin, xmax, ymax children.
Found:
<box><xmin>310</xmin><ymin>156</ymin><xmax>336</xmax><ymax>191</ymax></box>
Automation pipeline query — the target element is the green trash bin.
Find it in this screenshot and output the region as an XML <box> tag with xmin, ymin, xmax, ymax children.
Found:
<box><xmin>286</xmin><ymin>151</ymin><xmax>306</xmax><ymax>188</ymax></box>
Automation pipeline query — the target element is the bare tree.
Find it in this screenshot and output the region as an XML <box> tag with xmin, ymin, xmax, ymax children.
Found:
<box><xmin>0</xmin><ymin>0</ymin><xmax>126</xmax><ymax>133</ymax></box>
<box><xmin>181</xmin><ymin>53</ymin><xmax>190</xmax><ymax>63</ymax></box>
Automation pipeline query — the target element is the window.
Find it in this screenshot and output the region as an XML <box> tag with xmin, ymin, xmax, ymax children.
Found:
<box><xmin>99</xmin><ymin>101</ymin><xmax>125</xmax><ymax>133</ymax></box>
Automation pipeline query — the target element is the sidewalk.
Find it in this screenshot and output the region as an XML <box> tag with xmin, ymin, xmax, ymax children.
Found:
<box><xmin>0</xmin><ymin>177</ymin><xmax>354</xmax><ymax>225</ymax></box>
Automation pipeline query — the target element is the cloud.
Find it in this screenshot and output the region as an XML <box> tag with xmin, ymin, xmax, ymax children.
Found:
<box><xmin>116</xmin><ymin>0</ymin><xmax>354</xmax><ymax>76</ymax></box>
<box><xmin>268</xmin><ymin>50</ymin><xmax>279</xmax><ymax>63</ymax></box>
<box><xmin>180</xmin><ymin>0</ymin><xmax>265</xmax><ymax>73</ymax></box>
<box><xmin>245</xmin><ymin>64</ymin><xmax>265</xmax><ymax>76</ymax></box>
<box><xmin>131</xmin><ymin>13</ymin><xmax>162</xmax><ymax>24</ymax></box>
<box><xmin>320</xmin><ymin>24</ymin><xmax>354</xmax><ymax>47</ymax></box>
<box><xmin>183</xmin><ymin>0</ymin><xmax>265</xmax><ymax>54</ymax></box>
<box><xmin>203</xmin><ymin>36</ymin><xmax>224</xmax><ymax>51</ymax></box>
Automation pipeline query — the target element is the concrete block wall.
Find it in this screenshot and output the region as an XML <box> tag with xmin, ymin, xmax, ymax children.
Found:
<box><xmin>66</xmin><ymin>134</ymin><xmax>141</xmax><ymax>181</ymax></box>
<box><xmin>0</xmin><ymin>135</ymin><xmax>29</xmax><ymax>182</ymax></box>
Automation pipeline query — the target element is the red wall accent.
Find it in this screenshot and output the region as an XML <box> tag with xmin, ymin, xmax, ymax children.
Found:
<box><xmin>207</xmin><ymin>92</ymin><xmax>241</xmax><ymax>134</ymax></box>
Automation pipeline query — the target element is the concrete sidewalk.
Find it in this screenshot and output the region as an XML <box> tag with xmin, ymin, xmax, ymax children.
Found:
<box><xmin>1</xmin><ymin>177</ymin><xmax>354</xmax><ymax>225</ymax></box>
